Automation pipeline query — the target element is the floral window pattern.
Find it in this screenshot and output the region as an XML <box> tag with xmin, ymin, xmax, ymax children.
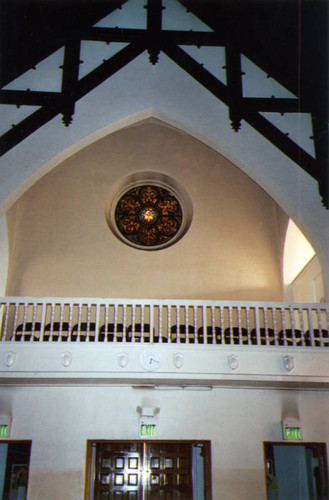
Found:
<box><xmin>114</xmin><ymin>185</ymin><xmax>183</xmax><ymax>247</ymax></box>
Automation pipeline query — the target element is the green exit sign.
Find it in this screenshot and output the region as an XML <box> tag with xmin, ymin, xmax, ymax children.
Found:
<box><xmin>140</xmin><ymin>423</ymin><xmax>157</xmax><ymax>437</ymax></box>
<box><xmin>139</xmin><ymin>417</ymin><xmax>158</xmax><ymax>438</ymax></box>
<box><xmin>282</xmin><ymin>421</ymin><xmax>302</xmax><ymax>440</ymax></box>
<box><xmin>0</xmin><ymin>425</ymin><xmax>8</xmax><ymax>438</ymax></box>
<box><xmin>284</xmin><ymin>426</ymin><xmax>301</xmax><ymax>440</ymax></box>
<box><xmin>0</xmin><ymin>417</ymin><xmax>11</xmax><ymax>438</ymax></box>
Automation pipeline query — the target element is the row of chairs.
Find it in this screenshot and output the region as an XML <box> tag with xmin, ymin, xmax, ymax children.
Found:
<box><xmin>12</xmin><ymin>322</ymin><xmax>329</xmax><ymax>346</ymax></box>
<box><xmin>14</xmin><ymin>322</ymin><xmax>220</xmax><ymax>343</ymax></box>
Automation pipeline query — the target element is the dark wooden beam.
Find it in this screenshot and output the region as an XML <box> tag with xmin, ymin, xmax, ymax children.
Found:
<box><xmin>79</xmin><ymin>27</ymin><xmax>224</xmax><ymax>47</ymax></box>
<box><xmin>0</xmin><ymin>90</ymin><xmax>64</xmax><ymax>107</ymax></box>
<box><xmin>162</xmin><ymin>43</ymin><xmax>318</xmax><ymax>180</ymax></box>
<box><xmin>0</xmin><ymin>107</ymin><xmax>59</xmax><ymax>157</ymax></box>
<box><xmin>61</xmin><ymin>40</ymin><xmax>81</xmax><ymax>126</ymax></box>
<box><xmin>225</xmin><ymin>1</ymin><xmax>243</xmax><ymax>132</ymax></box>
<box><xmin>311</xmin><ymin>113</ymin><xmax>329</xmax><ymax>207</ymax></box>
<box><xmin>0</xmin><ymin>43</ymin><xmax>146</xmax><ymax>156</ymax></box>
<box><xmin>242</xmin><ymin>97</ymin><xmax>306</xmax><ymax>114</ymax></box>
<box><xmin>245</xmin><ymin>110</ymin><xmax>318</xmax><ymax>180</ymax></box>
<box><xmin>73</xmin><ymin>42</ymin><xmax>145</xmax><ymax>101</ymax></box>
<box><xmin>162</xmin><ymin>43</ymin><xmax>228</xmax><ymax>102</ymax></box>
<box><xmin>145</xmin><ymin>0</ymin><xmax>163</xmax><ymax>64</ymax></box>
<box><xmin>0</xmin><ymin>92</ymin><xmax>305</xmax><ymax>115</ymax></box>
<box><xmin>225</xmin><ymin>47</ymin><xmax>243</xmax><ymax>131</ymax></box>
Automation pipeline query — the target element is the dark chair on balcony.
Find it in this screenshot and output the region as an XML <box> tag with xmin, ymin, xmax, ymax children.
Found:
<box><xmin>277</xmin><ymin>329</ymin><xmax>302</xmax><ymax>346</ymax></box>
<box><xmin>70</xmin><ymin>322</ymin><xmax>96</xmax><ymax>341</ymax></box>
<box><xmin>170</xmin><ymin>324</ymin><xmax>196</xmax><ymax>343</ymax></box>
<box><xmin>14</xmin><ymin>322</ymin><xmax>41</xmax><ymax>341</ymax></box>
<box><xmin>304</xmin><ymin>329</ymin><xmax>329</xmax><ymax>347</ymax></box>
<box><xmin>196</xmin><ymin>326</ymin><xmax>221</xmax><ymax>344</ymax></box>
<box><xmin>126</xmin><ymin>323</ymin><xmax>153</xmax><ymax>343</ymax></box>
<box><xmin>314</xmin><ymin>329</ymin><xmax>329</xmax><ymax>347</ymax></box>
<box><xmin>153</xmin><ymin>334</ymin><xmax>169</xmax><ymax>343</ymax></box>
<box><xmin>224</xmin><ymin>327</ymin><xmax>249</xmax><ymax>345</ymax></box>
<box><xmin>249</xmin><ymin>328</ymin><xmax>275</xmax><ymax>346</ymax></box>
<box><xmin>43</xmin><ymin>322</ymin><xmax>70</xmax><ymax>341</ymax></box>
<box><xmin>98</xmin><ymin>323</ymin><xmax>124</xmax><ymax>342</ymax></box>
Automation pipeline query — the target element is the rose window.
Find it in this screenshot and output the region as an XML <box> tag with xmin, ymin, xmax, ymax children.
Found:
<box><xmin>114</xmin><ymin>185</ymin><xmax>183</xmax><ymax>248</ymax></box>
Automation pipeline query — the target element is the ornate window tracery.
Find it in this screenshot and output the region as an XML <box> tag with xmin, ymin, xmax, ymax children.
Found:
<box><xmin>114</xmin><ymin>185</ymin><xmax>183</xmax><ymax>248</ymax></box>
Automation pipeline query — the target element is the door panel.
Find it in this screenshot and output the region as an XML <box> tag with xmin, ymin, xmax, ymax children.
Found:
<box><xmin>94</xmin><ymin>442</ymin><xmax>143</xmax><ymax>500</ymax></box>
<box><xmin>146</xmin><ymin>442</ymin><xmax>192</xmax><ymax>499</ymax></box>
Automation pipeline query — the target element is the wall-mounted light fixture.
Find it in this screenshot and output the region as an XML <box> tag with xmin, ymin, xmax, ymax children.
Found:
<box><xmin>136</xmin><ymin>406</ymin><xmax>160</xmax><ymax>417</ymax></box>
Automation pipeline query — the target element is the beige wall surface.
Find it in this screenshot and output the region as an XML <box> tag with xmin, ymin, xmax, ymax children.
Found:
<box><xmin>6</xmin><ymin>120</ymin><xmax>287</xmax><ymax>301</ymax></box>
<box><xmin>1</xmin><ymin>384</ymin><xmax>328</xmax><ymax>500</ymax></box>
<box><xmin>289</xmin><ymin>255</ymin><xmax>326</xmax><ymax>303</ymax></box>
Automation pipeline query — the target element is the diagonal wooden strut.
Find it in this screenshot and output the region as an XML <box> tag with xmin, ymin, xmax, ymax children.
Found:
<box><xmin>0</xmin><ymin>43</ymin><xmax>146</xmax><ymax>156</ymax></box>
<box><xmin>162</xmin><ymin>43</ymin><xmax>319</xmax><ymax>182</ymax></box>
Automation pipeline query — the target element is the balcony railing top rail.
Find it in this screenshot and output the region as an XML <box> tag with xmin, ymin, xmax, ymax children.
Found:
<box><xmin>1</xmin><ymin>297</ymin><xmax>328</xmax><ymax>348</ymax></box>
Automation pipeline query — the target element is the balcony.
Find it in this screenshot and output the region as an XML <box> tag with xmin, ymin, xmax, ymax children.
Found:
<box><xmin>0</xmin><ymin>297</ymin><xmax>328</xmax><ymax>389</ymax></box>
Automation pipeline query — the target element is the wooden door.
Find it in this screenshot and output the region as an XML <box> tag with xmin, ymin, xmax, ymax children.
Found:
<box><xmin>94</xmin><ymin>442</ymin><xmax>143</xmax><ymax>499</ymax></box>
<box><xmin>89</xmin><ymin>440</ymin><xmax>209</xmax><ymax>499</ymax></box>
<box><xmin>146</xmin><ymin>442</ymin><xmax>192</xmax><ymax>499</ymax></box>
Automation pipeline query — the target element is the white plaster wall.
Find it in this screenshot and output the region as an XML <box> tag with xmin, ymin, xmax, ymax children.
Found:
<box><xmin>1</xmin><ymin>385</ymin><xmax>328</xmax><ymax>500</ymax></box>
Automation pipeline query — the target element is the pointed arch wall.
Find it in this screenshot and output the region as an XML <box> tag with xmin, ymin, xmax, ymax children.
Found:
<box><xmin>1</xmin><ymin>107</ymin><xmax>328</xmax><ymax>299</ymax></box>
<box><xmin>4</xmin><ymin>117</ymin><xmax>290</xmax><ymax>300</ymax></box>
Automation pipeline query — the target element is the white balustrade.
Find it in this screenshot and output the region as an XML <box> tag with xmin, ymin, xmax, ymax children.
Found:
<box><xmin>0</xmin><ymin>297</ymin><xmax>328</xmax><ymax>348</ymax></box>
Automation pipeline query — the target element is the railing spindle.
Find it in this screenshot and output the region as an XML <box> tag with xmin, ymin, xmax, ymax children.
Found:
<box><xmin>30</xmin><ymin>303</ymin><xmax>37</xmax><ymax>342</ymax></box>
<box><xmin>150</xmin><ymin>304</ymin><xmax>154</xmax><ymax>343</ymax></box>
<box><xmin>237</xmin><ymin>307</ymin><xmax>242</xmax><ymax>345</ymax></box>
<box><xmin>140</xmin><ymin>305</ymin><xmax>144</xmax><ymax>344</ymax></box>
<box><xmin>12</xmin><ymin>303</ymin><xmax>19</xmax><ymax>341</ymax></box>
<box><xmin>104</xmin><ymin>304</ymin><xmax>109</xmax><ymax>343</ymax></box>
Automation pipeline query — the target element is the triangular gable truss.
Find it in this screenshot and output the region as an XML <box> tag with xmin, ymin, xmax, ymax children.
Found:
<box><xmin>0</xmin><ymin>0</ymin><xmax>328</xmax><ymax>207</ymax></box>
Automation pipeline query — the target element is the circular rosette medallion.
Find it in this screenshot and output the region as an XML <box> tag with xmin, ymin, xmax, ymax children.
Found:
<box><xmin>139</xmin><ymin>207</ymin><xmax>158</xmax><ymax>225</ymax></box>
<box><xmin>114</xmin><ymin>185</ymin><xmax>183</xmax><ymax>248</ymax></box>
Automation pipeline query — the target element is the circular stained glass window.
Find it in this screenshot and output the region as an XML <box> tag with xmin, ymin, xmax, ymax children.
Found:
<box><xmin>114</xmin><ymin>185</ymin><xmax>183</xmax><ymax>248</ymax></box>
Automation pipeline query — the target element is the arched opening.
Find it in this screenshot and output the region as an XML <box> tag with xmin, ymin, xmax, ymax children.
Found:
<box><xmin>283</xmin><ymin>219</ymin><xmax>325</xmax><ymax>303</ymax></box>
